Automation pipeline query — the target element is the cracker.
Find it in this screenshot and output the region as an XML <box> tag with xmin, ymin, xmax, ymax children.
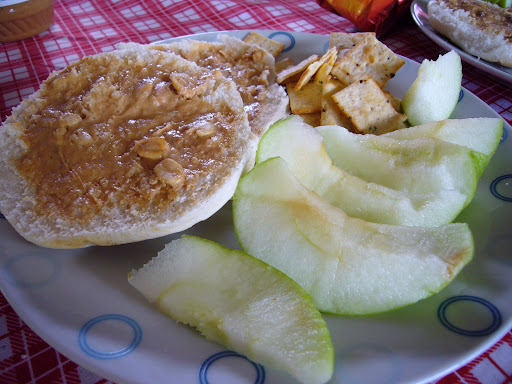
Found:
<box><xmin>331</xmin><ymin>34</ymin><xmax>405</xmax><ymax>88</ymax></box>
<box><xmin>332</xmin><ymin>76</ymin><xmax>407</xmax><ymax>134</ymax></box>
<box><xmin>275</xmin><ymin>57</ymin><xmax>295</xmax><ymax>72</ymax></box>
<box><xmin>277</xmin><ymin>54</ymin><xmax>320</xmax><ymax>84</ymax></box>
<box><xmin>328</xmin><ymin>32</ymin><xmax>369</xmax><ymax>50</ymax></box>
<box><xmin>287</xmin><ymin>81</ymin><xmax>322</xmax><ymax>114</ymax></box>
<box><xmin>383</xmin><ymin>90</ymin><xmax>402</xmax><ymax>112</ymax></box>
<box><xmin>295</xmin><ymin>47</ymin><xmax>337</xmax><ymax>90</ymax></box>
<box><xmin>299</xmin><ymin>112</ymin><xmax>321</xmax><ymax>127</ymax></box>
<box><xmin>314</xmin><ymin>52</ymin><xmax>337</xmax><ymax>86</ymax></box>
<box><xmin>320</xmin><ymin>77</ymin><xmax>356</xmax><ymax>131</ymax></box>
<box><xmin>244</xmin><ymin>32</ymin><xmax>285</xmax><ymax>57</ymax></box>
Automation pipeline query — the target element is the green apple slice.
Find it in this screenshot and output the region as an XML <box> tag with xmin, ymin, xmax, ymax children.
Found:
<box><xmin>128</xmin><ymin>235</ymin><xmax>334</xmax><ymax>384</ymax></box>
<box><xmin>256</xmin><ymin>116</ymin><xmax>468</xmax><ymax>226</ymax></box>
<box><xmin>233</xmin><ymin>157</ymin><xmax>474</xmax><ymax>315</ymax></box>
<box><xmin>316</xmin><ymin>124</ymin><xmax>485</xmax><ymax>196</ymax></box>
<box><xmin>401</xmin><ymin>50</ymin><xmax>462</xmax><ymax>126</ymax></box>
<box><xmin>384</xmin><ymin>118</ymin><xmax>503</xmax><ymax>159</ymax></box>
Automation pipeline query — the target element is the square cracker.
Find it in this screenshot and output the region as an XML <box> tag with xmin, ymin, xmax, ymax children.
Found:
<box><xmin>287</xmin><ymin>81</ymin><xmax>322</xmax><ymax>114</ymax></box>
<box><xmin>299</xmin><ymin>113</ymin><xmax>321</xmax><ymax>127</ymax></box>
<box><xmin>295</xmin><ymin>47</ymin><xmax>337</xmax><ymax>90</ymax></box>
<box><xmin>275</xmin><ymin>57</ymin><xmax>295</xmax><ymax>72</ymax></box>
<box><xmin>328</xmin><ymin>32</ymin><xmax>370</xmax><ymax>50</ymax></box>
<box><xmin>332</xmin><ymin>76</ymin><xmax>407</xmax><ymax>134</ymax></box>
<box><xmin>244</xmin><ymin>32</ymin><xmax>285</xmax><ymax>57</ymax></box>
<box><xmin>383</xmin><ymin>90</ymin><xmax>402</xmax><ymax>112</ymax></box>
<box><xmin>277</xmin><ymin>54</ymin><xmax>320</xmax><ymax>84</ymax></box>
<box><xmin>320</xmin><ymin>77</ymin><xmax>356</xmax><ymax>131</ymax></box>
<box><xmin>331</xmin><ymin>33</ymin><xmax>405</xmax><ymax>88</ymax></box>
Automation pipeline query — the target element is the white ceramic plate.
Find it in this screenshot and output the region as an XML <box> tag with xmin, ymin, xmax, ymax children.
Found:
<box><xmin>1</xmin><ymin>30</ymin><xmax>511</xmax><ymax>384</ymax></box>
<box><xmin>411</xmin><ymin>0</ymin><xmax>512</xmax><ymax>84</ymax></box>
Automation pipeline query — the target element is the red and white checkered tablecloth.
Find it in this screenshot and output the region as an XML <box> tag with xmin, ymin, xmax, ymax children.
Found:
<box><xmin>1</xmin><ymin>1</ymin><xmax>511</xmax><ymax>384</ymax></box>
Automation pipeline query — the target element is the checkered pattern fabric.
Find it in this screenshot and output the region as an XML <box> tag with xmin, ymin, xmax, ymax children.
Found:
<box><xmin>0</xmin><ymin>1</ymin><xmax>511</xmax><ymax>383</ymax></box>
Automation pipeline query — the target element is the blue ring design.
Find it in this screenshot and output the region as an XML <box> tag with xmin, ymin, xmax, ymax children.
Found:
<box><xmin>438</xmin><ymin>295</ymin><xmax>502</xmax><ymax>337</ymax></box>
<box><xmin>490</xmin><ymin>174</ymin><xmax>512</xmax><ymax>202</ymax></box>
<box><xmin>500</xmin><ymin>125</ymin><xmax>508</xmax><ymax>143</ymax></box>
<box><xmin>199</xmin><ymin>350</ymin><xmax>265</xmax><ymax>384</ymax></box>
<box><xmin>268</xmin><ymin>31</ymin><xmax>295</xmax><ymax>52</ymax></box>
<box><xmin>3</xmin><ymin>252</ymin><xmax>61</xmax><ymax>288</ymax></box>
<box><xmin>458</xmin><ymin>89</ymin><xmax>464</xmax><ymax>102</ymax></box>
<box><xmin>78</xmin><ymin>314</ymin><xmax>142</xmax><ymax>359</ymax></box>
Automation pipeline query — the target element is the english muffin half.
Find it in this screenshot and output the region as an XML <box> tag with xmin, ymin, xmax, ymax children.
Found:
<box><xmin>134</xmin><ymin>34</ymin><xmax>289</xmax><ymax>138</ymax></box>
<box><xmin>0</xmin><ymin>45</ymin><xmax>256</xmax><ymax>248</ymax></box>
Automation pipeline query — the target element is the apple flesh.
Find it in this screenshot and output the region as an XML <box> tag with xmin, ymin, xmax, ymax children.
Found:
<box><xmin>401</xmin><ymin>50</ymin><xmax>462</xmax><ymax>126</ymax></box>
<box><xmin>233</xmin><ymin>157</ymin><xmax>474</xmax><ymax>315</ymax></box>
<box><xmin>128</xmin><ymin>235</ymin><xmax>334</xmax><ymax>384</ymax></box>
<box><xmin>257</xmin><ymin>116</ymin><xmax>472</xmax><ymax>226</ymax></box>
<box><xmin>383</xmin><ymin>117</ymin><xmax>503</xmax><ymax>164</ymax></box>
<box><xmin>316</xmin><ymin>123</ymin><xmax>485</xmax><ymax>198</ymax></box>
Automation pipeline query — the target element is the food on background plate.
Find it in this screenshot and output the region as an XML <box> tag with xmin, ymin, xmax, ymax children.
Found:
<box><xmin>233</xmin><ymin>157</ymin><xmax>474</xmax><ymax>315</ymax></box>
<box><xmin>129</xmin><ymin>235</ymin><xmax>334</xmax><ymax>384</ymax></box>
<box><xmin>0</xmin><ymin>35</ymin><xmax>289</xmax><ymax>248</ymax></box>
<box><xmin>401</xmin><ymin>50</ymin><xmax>462</xmax><ymax>126</ymax></box>
<box><xmin>428</xmin><ymin>0</ymin><xmax>512</xmax><ymax>67</ymax></box>
<box><xmin>255</xmin><ymin>115</ymin><xmax>501</xmax><ymax>226</ymax></box>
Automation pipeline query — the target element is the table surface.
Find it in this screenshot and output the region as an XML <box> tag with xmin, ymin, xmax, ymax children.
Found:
<box><xmin>0</xmin><ymin>1</ymin><xmax>511</xmax><ymax>384</ymax></box>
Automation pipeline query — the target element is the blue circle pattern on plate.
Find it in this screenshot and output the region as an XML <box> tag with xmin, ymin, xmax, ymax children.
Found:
<box><xmin>268</xmin><ymin>31</ymin><xmax>295</xmax><ymax>52</ymax></box>
<box><xmin>458</xmin><ymin>89</ymin><xmax>464</xmax><ymax>102</ymax></box>
<box><xmin>500</xmin><ymin>124</ymin><xmax>508</xmax><ymax>143</ymax></box>
<box><xmin>490</xmin><ymin>174</ymin><xmax>512</xmax><ymax>202</ymax></box>
<box><xmin>78</xmin><ymin>314</ymin><xmax>142</xmax><ymax>359</ymax></box>
<box><xmin>3</xmin><ymin>251</ymin><xmax>61</xmax><ymax>288</ymax></box>
<box><xmin>199</xmin><ymin>351</ymin><xmax>266</xmax><ymax>384</ymax></box>
<box><xmin>438</xmin><ymin>295</ymin><xmax>502</xmax><ymax>337</ymax></box>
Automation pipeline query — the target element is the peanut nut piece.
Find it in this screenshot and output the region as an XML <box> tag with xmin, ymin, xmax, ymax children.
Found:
<box><xmin>154</xmin><ymin>158</ymin><xmax>185</xmax><ymax>190</ymax></box>
<box><xmin>135</xmin><ymin>137</ymin><xmax>171</xmax><ymax>160</ymax></box>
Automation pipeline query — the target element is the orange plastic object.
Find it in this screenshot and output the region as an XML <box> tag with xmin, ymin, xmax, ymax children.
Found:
<box><xmin>325</xmin><ymin>0</ymin><xmax>412</xmax><ymax>36</ymax></box>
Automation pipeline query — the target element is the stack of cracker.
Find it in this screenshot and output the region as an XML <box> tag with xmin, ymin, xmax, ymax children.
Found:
<box><xmin>277</xmin><ymin>32</ymin><xmax>408</xmax><ymax>135</ymax></box>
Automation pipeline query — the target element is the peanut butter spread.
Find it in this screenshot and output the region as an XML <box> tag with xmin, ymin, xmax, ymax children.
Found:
<box><xmin>151</xmin><ymin>41</ymin><xmax>273</xmax><ymax>136</ymax></box>
<box><xmin>443</xmin><ymin>0</ymin><xmax>512</xmax><ymax>42</ymax></box>
<box><xmin>15</xmin><ymin>51</ymin><xmax>246</xmax><ymax>224</ymax></box>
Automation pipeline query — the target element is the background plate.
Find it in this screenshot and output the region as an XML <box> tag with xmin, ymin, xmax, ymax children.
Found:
<box><xmin>411</xmin><ymin>0</ymin><xmax>512</xmax><ymax>84</ymax></box>
<box><xmin>1</xmin><ymin>30</ymin><xmax>511</xmax><ymax>384</ymax></box>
